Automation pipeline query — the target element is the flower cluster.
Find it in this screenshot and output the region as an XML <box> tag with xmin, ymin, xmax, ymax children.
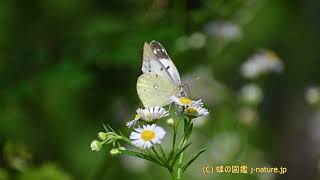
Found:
<box><xmin>170</xmin><ymin>96</ymin><xmax>209</xmax><ymax>117</ymax></box>
<box><xmin>126</xmin><ymin>106</ymin><xmax>169</xmax><ymax>128</ymax></box>
<box><xmin>89</xmin><ymin>41</ymin><xmax>210</xmax><ymax>179</ymax></box>
<box><xmin>89</xmin><ymin>93</ymin><xmax>209</xmax><ymax>179</ymax></box>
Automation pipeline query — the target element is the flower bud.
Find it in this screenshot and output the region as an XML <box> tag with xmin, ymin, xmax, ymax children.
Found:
<box><xmin>110</xmin><ymin>148</ymin><xmax>121</xmax><ymax>155</ymax></box>
<box><xmin>98</xmin><ymin>132</ymin><xmax>108</xmax><ymax>140</ymax></box>
<box><xmin>166</xmin><ymin>118</ymin><xmax>174</xmax><ymax>126</ymax></box>
<box><xmin>118</xmin><ymin>147</ymin><xmax>126</xmax><ymax>151</ymax></box>
<box><xmin>90</xmin><ymin>140</ymin><xmax>102</xmax><ymax>151</ymax></box>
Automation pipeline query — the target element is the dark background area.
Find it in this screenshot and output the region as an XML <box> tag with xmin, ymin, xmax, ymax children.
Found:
<box><xmin>0</xmin><ymin>0</ymin><xmax>319</xmax><ymax>179</ymax></box>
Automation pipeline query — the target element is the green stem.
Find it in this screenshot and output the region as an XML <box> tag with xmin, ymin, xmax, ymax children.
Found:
<box><xmin>172</xmin><ymin>113</ymin><xmax>183</xmax><ymax>150</ymax></box>
<box><xmin>172</xmin><ymin>125</ymin><xmax>177</xmax><ymax>154</ymax></box>
<box><xmin>169</xmin><ymin>168</ymin><xmax>176</xmax><ymax>180</ymax></box>
<box><xmin>177</xmin><ymin>116</ymin><xmax>191</xmax><ymax>179</ymax></box>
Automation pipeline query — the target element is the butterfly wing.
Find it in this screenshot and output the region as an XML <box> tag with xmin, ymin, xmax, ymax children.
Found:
<box><xmin>149</xmin><ymin>40</ymin><xmax>182</xmax><ymax>86</ymax></box>
<box><xmin>142</xmin><ymin>42</ymin><xmax>174</xmax><ymax>83</ymax></box>
<box><xmin>137</xmin><ymin>73</ymin><xmax>176</xmax><ymax>107</ymax></box>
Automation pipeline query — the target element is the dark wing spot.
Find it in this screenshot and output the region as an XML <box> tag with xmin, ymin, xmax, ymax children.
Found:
<box><xmin>150</xmin><ymin>41</ymin><xmax>169</xmax><ymax>59</ymax></box>
<box><xmin>148</xmin><ymin>70</ymin><xmax>151</xmax><ymax>72</ymax></box>
<box><xmin>166</xmin><ymin>66</ymin><xmax>170</xmax><ymax>69</ymax></box>
<box><xmin>160</xmin><ymin>67</ymin><xmax>163</xmax><ymax>71</ymax></box>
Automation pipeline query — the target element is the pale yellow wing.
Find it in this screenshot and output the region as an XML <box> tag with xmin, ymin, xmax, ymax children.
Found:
<box><xmin>137</xmin><ymin>73</ymin><xmax>175</xmax><ymax>107</ymax></box>
<box><xmin>142</xmin><ymin>42</ymin><xmax>174</xmax><ymax>82</ymax></box>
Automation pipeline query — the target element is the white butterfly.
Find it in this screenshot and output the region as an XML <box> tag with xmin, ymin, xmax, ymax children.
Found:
<box><xmin>136</xmin><ymin>41</ymin><xmax>184</xmax><ymax>107</ymax></box>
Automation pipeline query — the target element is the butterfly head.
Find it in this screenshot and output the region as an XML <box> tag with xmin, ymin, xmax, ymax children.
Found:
<box><xmin>175</xmin><ymin>85</ymin><xmax>188</xmax><ymax>98</ymax></box>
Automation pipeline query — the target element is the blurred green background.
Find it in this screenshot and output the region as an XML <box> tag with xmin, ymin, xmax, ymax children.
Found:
<box><xmin>0</xmin><ymin>0</ymin><xmax>319</xmax><ymax>179</ymax></box>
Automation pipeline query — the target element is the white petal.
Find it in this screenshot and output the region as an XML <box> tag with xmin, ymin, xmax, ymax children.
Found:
<box><xmin>126</xmin><ymin>120</ymin><xmax>137</xmax><ymax>128</ymax></box>
<box><xmin>132</xmin><ymin>139</ymin><xmax>144</xmax><ymax>148</ymax></box>
<box><xmin>135</xmin><ymin>127</ymin><xmax>144</xmax><ymax>133</ymax></box>
<box><xmin>130</xmin><ymin>132</ymin><xmax>141</xmax><ymax>140</ymax></box>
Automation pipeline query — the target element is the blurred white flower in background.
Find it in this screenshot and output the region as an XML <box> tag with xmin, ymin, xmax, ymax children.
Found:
<box><xmin>308</xmin><ymin>110</ymin><xmax>320</xmax><ymax>155</ymax></box>
<box><xmin>208</xmin><ymin>132</ymin><xmax>241</xmax><ymax>163</ymax></box>
<box><xmin>305</xmin><ymin>86</ymin><xmax>320</xmax><ymax>105</ymax></box>
<box><xmin>176</xmin><ymin>32</ymin><xmax>206</xmax><ymax>52</ymax></box>
<box><xmin>183</xmin><ymin>66</ymin><xmax>227</xmax><ymax>106</ymax></box>
<box><xmin>239</xmin><ymin>107</ymin><xmax>258</xmax><ymax>127</ymax></box>
<box><xmin>204</xmin><ymin>21</ymin><xmax>242</xmax><ymax>41</ymax></box>
<box><xmin>240</xmin><ymin>83</ymin><xmax>263</xmax><ymax>105</ymax></box>
<box><xmin>241</xmin><ymin>49</ymin><xmax>283</xmax><ymax>79</ymax></box>
<box><xmin>188</xmin><ymin>32</ymin><xmax>206</xmax><ymax>49</ymax></box>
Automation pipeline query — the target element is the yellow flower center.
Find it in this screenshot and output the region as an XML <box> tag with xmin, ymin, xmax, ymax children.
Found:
<box><xmin>179</xmin><ymin>97</ymin><xmax>193</xmax><ymax>106</ymax></box>
<box><xmin>185</xmin><ymin>107</ymin><xmax>198</xmax><ymax>116</ymax></box>
<box><xmin>141</xmin><ymin>130</ymin><xmax>156</xmax><ymax>141</ymax></box>
<box><xmin>266</xmin><ymin>51</ymin><xmax>279</xmax><ymax>62</ymax></box>
<box><xmin>145</xmin><ymin>113</ymin><xmax>152</xmax><ymax>120</ymax></box>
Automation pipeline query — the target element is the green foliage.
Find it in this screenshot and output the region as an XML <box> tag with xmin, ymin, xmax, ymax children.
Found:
<box><xmin>0</xmin><ymin>0</ymin><xmax>318</xmax><ymax>179</ymax></box>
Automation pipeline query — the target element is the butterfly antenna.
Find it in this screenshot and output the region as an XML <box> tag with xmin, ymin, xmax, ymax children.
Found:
<box><xmin>184</xmin><ymin>84</ymin><xmax>191</xmax><ymax>98</ymax></box>
<box><xmin>183</xmin><ymin>77</ymin><xmax>200</xmax><ymax>98</ymax></box>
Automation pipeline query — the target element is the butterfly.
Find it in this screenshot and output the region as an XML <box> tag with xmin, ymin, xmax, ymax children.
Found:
<box><xmin>136</xmin><ymin>40</ymin><xmax>185</xmax><ymax>107</ymax></box>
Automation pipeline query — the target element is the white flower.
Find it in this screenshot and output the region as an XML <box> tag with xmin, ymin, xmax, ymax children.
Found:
<box><xmin>170</xmin><ymin>96</ymin><xmax>203</xmax><ymax>107</ymax></box>
<box><xmin>126</xmin><ymin>114</ymin><xmax>141</xmax><ymax>128</ymax></box>
<box><xmin>126</xmin><ymin>106</ymin><xmax>168</xmax><ymax>128</ymax></box>
<box><xmin>184</xmin><ymin>104</ymin><xmax>209</xmax><ymax>117</ymax></box>
<box><xmin>130</xmin><ymin>124</ymin><xmax>166</xmax><ymax>149</ymax></box>
<box><xmin>305</xmin><ymin>87</ymin><xmax>320</xmax><ymax>105</ymax></box>
<box><xmin>241</xmin><ymin>49</ymin><xmax>283</xmax><ymax>79</ymax></box>
<box><xmin>137</xmin><ymin>106</ymin><xmax>168</xmax><ymax>121</ymax></box>
<box><xmin>170</xmin><ymin>96</ymin><xmax>209</xmax><ymax>117</ymax></box>
<box><xmin>240</xmin><ymin>84</ymin><xmax>263</xmax><ymax>105</ymax></box>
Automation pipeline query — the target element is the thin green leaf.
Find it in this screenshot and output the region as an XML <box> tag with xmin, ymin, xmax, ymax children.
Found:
<box><xmin>183</xmin><ymin>118</ymin><xmax>188</xmax><ymax>133</ymax></box>
<box><xmin>102</xmin><ymin>123</ymin><xmax>109</xmax><ymax>132</ymax></box>
<box><xmin>182</xmin><ymin>148</ymin><xmax>206</xmax><ymax>172</ymax></box>
<box><xmin>119</xmin><ymin>130</ymin><xmax>124</xmax><ymax>137</ymax></box>
<box><xmin>170</xmin><ymin>142</ymin><xmax>192</xmax><ymax>166</ymax></box>
<box><xmin>185</xmin><ymin>122</ymin><xmax>193</xmax><ymax>139</ymax></box>
<box><xmin>167</xmin><ymin>151</ymin><xmax>174</xmax><ymax>163</ymax></box>
<box><xmin>106</xmin><ymin>124</ymin><xmax>116</xmax><ymax>133</ymax></box>
<box><xmin>121</xmin><ymin>149</ymin><xmax>166</xmax><ymax>168</ymax></box>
